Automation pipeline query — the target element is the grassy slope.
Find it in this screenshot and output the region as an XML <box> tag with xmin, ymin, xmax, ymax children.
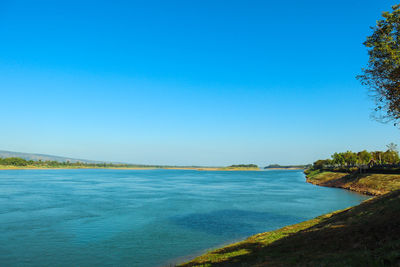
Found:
<box><xmin>305</xmin><ymin>170</ymin><xmax>400</xmax><ymax>196</ymax></box>
<box><xmin>179</xmin><ymin>171</ymin><xmax>400</xmax><ymax>266</ymax></box>
<box><xmin>179</xmin><ymin>189</ymin><xmax>400</xmax><ymax>266</ymax></box>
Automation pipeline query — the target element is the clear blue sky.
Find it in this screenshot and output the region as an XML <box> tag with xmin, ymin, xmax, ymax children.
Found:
<box><xmin>1</xmin><ymin>0</ymin><xmax>399</xmax><ymax>166</ymax></box>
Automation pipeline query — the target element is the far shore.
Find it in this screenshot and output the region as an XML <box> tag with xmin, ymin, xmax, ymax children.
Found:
<box><xmin>264</xmin><ymin>167</ymin><xmax>304</xmax><ymax>170</ymax></box>
<box><xmin>0</xmin><ymin>166</ymin><xmax>260</xmax><ymax>171</ymax></box>
<box><xmin>0</xmin><ymin>166</ymin><xmax>156</xmax><ymax>170</ymax></box>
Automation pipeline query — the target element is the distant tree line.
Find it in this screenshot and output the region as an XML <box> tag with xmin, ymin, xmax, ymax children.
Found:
<box><xmin>311</xmin><ymin>143</ymin><xmax>400</xmax><ymax>173</ymax></box>
<box><xmin>0</xmin><ymin>157</ymin><xmax>157</xmax><ymax>168</ymax></box>
<box><xmin>264</xmin><ymin>164</ymin><xmax>311</xmax><ymax>169</ymax></box>
<box><xmin>229</xmin><ymin>164</ymin><xmax>259</xmax><ymax>168</ymax></box>
<box><xmin>0</xmin><ymin>157</ymin><xmax>225</xmax><ymax>169</ymax></box>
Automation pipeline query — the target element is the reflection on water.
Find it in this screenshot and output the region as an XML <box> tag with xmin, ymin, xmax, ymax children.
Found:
<box><xmin>0</xmin><ymin>169</ymin><xmax>369</xmax><ymax>267</ymax></box>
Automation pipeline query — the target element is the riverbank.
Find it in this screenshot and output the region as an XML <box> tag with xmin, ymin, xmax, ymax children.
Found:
<box><xmin>0</xmin><ymin>166</ymin><xmax>156</xmax><ymax>170</ymax></box>
<box><xmin>264</xmin><ymin>167</ymin><xmax>304</xmax><ymax>170</ymax></box>
<box><xmin>178</xmin><ymin>171</ymin><xmax>400</xmax><ymax>266</ymax></box>
<box><xmin>305</xmin><ymin>170</ymin><xmax>400</xmax><ymax>196</ymax></box>
<box><xmin>179</xmin><ymin>189</ymin><xmax>400</xmax><ymax>266</ymax></box>
<box><xmin>217</xmin><ymin>167</ymin><xmax>260</xmax><ymax>171</ymax></box>
<box><xmin>0</xmin><ymin>166</ymin><xmax>259</xmax><ymax>171</ymax></box>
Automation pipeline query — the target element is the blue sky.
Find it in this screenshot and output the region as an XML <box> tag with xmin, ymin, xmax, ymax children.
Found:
<box><xmin>0</xmin><ymin>0</ymin><xmax>399</xmax><ymax>166</ymax></box>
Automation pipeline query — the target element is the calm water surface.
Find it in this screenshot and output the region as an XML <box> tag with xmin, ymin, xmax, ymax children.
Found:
<box><xmin>0</xmin><ymin>169</ymin><xmax>369</xmax><ymax>266</ymax></box>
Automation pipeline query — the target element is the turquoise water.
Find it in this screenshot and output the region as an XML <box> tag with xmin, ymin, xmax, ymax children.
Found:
<box><xmin>0</xmin><ymin>169</ymin><xmax>369</xmax><ymax>266</ymax></box>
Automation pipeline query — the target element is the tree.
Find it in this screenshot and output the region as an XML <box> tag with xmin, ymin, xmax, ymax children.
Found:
<box><xmin>358</xmin><ymin>4</ymin><xmax>400</xmax><ymax>125</ymax></box>
<box><xmin>357</xmin><ymin>150</ymin><xmax>372</xmax><ymax>164</ymax></box>
<box><xmin>387</xmin><ymin>142</ymin><xmax>398</xmax><ymax>152</ymax></box>
<box><xmin>343</xmin><ymin>151</ymin><xmax>358</xmax><ymax>166</ymax></box>
<box><xmin>313</xmin><ymin>159</ymin><xmax>330</xmax><ymax>169</ymax></box>
<box><xmin>1</xmin><ymin>157</ymin><xmax>28</xmax><ymax>166</ymax></box>
<box><xmin>382</xmin><ymin>149</ymin><xmax>399</xmax><ymax>164</ymax></box>
<box><xmin>371</xmin><ymin>151</ymin><xmax>384</xmax><ymax>164</ymax></box>
<box><xmin>332</xmin><ymin>152</ymin><xmax>345</xmax><ymax>166</ymax></box>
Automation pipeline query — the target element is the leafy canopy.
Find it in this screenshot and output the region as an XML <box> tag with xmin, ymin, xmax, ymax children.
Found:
<box><xmin>358</xmin><ymin>4</ymin><xmax>400</xmax><ymax>125</ymax></box>
<box><xmin>312</xmin><ymin>144</ymin><xmax>400</xmax><ymax>169</ymax></box>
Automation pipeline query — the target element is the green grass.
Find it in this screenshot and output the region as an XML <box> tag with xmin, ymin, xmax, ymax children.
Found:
<box><xmin>179</xmin><ymin>189</ymin><xmax>400</xmax><ymax>266</ymax></box>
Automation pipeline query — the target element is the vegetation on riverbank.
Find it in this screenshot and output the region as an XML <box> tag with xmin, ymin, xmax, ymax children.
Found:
<box><xmin>304</xmin><ymin>144</ymin><xmax>400</xmax><ymax>195</ymax></box>
<box><xmin>179</xmin><ymin>166</ymin><xmax>400</xmax><ymax>266</ymax></box>
<box><xmin>179</xmin><ymin>189</ymin><xmax>400</xmax><ymax>266</ymax></box>
<box><xmin>0</xmin><ymin>157</ymin><xmax>260</xmax><ymax>171</ymax></box>
<box><xmin>0</xmin><ymin>157</ymin><xmax>165</xmax><ymax>169</ymax></box>
<box><xmin>0</xmin><ymin>157</ymin><xmax>208</xmax><ymax>170</ymax></box>
<box><xmin>264</xmin><ymin>164</ymin><xmax>310</xmax><ymax>170</ymax></box>
<box><xmin>305</xmin><ymin>170</ymin><xmax>400</xmax><ymax>196</ymax></box>
<box><xmin>311</xmin><ymin>144</ymin><xmax>400</xmax><ymax>172</ymax></box>
<box><xmin>218</xmin><ymin>164</ymin><xmax>260</xmax><ymax>171</ymax></box>
<box><xmin>0</xmin><ymin>165</ymin><xmax>157</xmax><ymax>170</ymax></box>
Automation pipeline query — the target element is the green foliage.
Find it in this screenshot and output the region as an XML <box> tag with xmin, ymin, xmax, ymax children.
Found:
<box><xmin>0</xmin><ymin>157</ymin><xmax>163</xmax><ymax>168</ymax></box>
<box><xmin>382</xmin><ymin>150</ymin><xmax>400</xmax><ymax>164</ymax></box>
<box><xmin>343</xmin><ymin>151</ymin><xmax>358</xmax><ymax>166</ymax></box>
<box><xmin>0</xmin><ymin>157</ymin><xmax>30</xmax><ymax>166</ymax></box>
<box><xmin>304</xmin><ymin>168</ymin><xmax>321</xmax><ymax>177</ymax></box>
<box><xmin>312</xmin><ymin>144</ymin><xmax>400</xmax><ymax>170</ymax></box>
<box><xmin>313</xmin><ymin>159</ymin><xmax>330</xmax><ymax>169</ymax></box>
<box><xmin>229</xmin><ymin>164</ymin><xmax>258</xmax><ymax>168</ymax></box>
<box><xmin>0</xmin><ymin>157</ymin><xmax>226</xmax><ymax>170</ymax></box>
<box><xmin>358</xmin><ymin>4</ymin><xmax>400</xmax><ymax>125</ymax></box>
<box><xmin>357</xmin><ymin>150</ymin><xmax>372</xmax><ymax>164</ymax></box>
<box><xmin>332</xmin><ymin>152</ymin><xmax>346</xmax><ymax>166</ymax></box>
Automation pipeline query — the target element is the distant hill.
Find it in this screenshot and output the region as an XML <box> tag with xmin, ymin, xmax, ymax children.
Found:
<box><xmin>0</xmin><ymin>150</ymin><xmax>101</xmax><ymax>163</ymax></box>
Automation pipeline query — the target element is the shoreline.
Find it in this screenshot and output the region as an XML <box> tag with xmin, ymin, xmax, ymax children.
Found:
<box><xmin>0</xmin><ymin>166</ymin><xmax>156</xmax><ymax>170</ymax></box>
<box><xmin>0</xmin><ymin>166</ymin><xmax>260</xmax><ymax>171</ymax></box>
<box><xmin>264</xmin><ymin>167</ymin><xmax>304</xmax><ymax>170</ymax></box>
<box><xmin>177</xmin><ymin>170</ymin><xmax>400</xmax><ymax>266</ymax></box>
<box><xmin>178</xmin><ymin>189</ymin><xmax>400</xmax><ymax>266</ymax></box>
<box><xmin>304</xmin><ymin>170</ymin><xmax>400</xmax><ymax>196</ymax></box>
<box><xmin>306</xmin><ymin>173</ymin><xmax>378</xmax><ymax>196</ymax></box>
